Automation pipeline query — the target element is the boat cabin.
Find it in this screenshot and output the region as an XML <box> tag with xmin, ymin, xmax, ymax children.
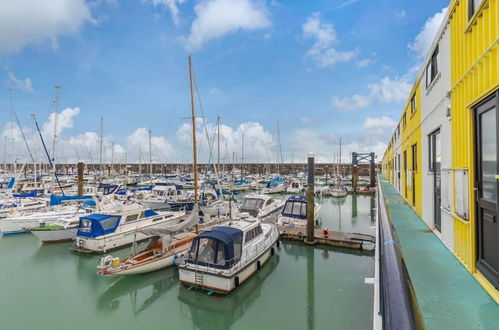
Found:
<box><xmin>77</xmin><ymin>209</ymin><xmax>158</xmax><ymax>238</ymax></box>
<box><xmin>187</xmin><ymin>226</ymin><xmax>243</xmax><ymax>269</ymax></box>
<box><xmin>239</xmin><ymin>195</ymin><xmax>275</xmax><ymax>217</ymax></box>
<box><xmin>281</xmin><ymin>195</ymin><xmax>308</xmax><ymax>219</ymax></box>
<box><xmin>152</xmin><ymin>184</ymin><xmax>184</xmax><ymax>198</ymax></box>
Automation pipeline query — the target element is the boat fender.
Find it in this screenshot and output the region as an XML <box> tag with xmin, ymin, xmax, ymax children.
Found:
<box><xmin>235</xmin><ymin>276</ymin><xmax>240</xmax><ymax>287</ymax></box>
<box><xmin>257</xmin><ymin>260</ymin><xmax>261</xmax><ymax>270</ymax></box>
<box><xmin>199</xmin><ymin>216</ymin><xmax>205</xmax><ymax>223</ymax></box>
<box><xmin>173</xmin><ymin>254</ymin><xmax>179</xmax><ymax>265</ymax></box>
<box><xmin>323</xmin><ymin>228</ymin><xmax>329</xmax><ymax>238</ymax></box>
<box><xmin>271</xmin><ymin>247</ymin><xmax>275</xmax><ymax>256</ymax></box>
<box><xmin>276</xmin><ymin>240</ymin><xmax>280</xmax><ymax>248</ymax></box>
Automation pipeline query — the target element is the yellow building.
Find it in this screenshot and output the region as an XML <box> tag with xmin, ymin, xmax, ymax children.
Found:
<box><xmin>449</xmin><ymin>0</ymin><xmax>498</xmax><ymax>301</ymax></box>
<box><xmin>382</xmin><ymin>0</ymin><xmax>498</xmax><ymax>301</ymax></box>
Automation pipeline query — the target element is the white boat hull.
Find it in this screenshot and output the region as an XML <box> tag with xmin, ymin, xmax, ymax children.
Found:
<box><xmin>73</xmin><ymin>212</ymin><xmax>184</xmax><ymax>253</ymax></box>
<box><xmin>30</xmin><ymin>228</ymin><xmax>77</xmax><ymax>243</ymax></box>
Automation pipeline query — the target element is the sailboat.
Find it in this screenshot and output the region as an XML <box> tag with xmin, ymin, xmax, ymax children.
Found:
<box><xmin>97</xmin><ymin>206</ymin><xmax>200</xmax><ymax>275</ymax></box>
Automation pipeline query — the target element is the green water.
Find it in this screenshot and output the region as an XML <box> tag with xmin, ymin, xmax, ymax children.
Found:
<box><xmin>0</xmin><ymin>195</ymin><xmax>374</xmax><ymax>330</ymax></box>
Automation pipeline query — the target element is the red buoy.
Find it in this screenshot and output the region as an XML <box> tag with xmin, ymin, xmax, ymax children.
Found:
<box><xmin>323</xmin><ymin>228</ymin><xmax>329</xmax><ymax>238</ymax></box>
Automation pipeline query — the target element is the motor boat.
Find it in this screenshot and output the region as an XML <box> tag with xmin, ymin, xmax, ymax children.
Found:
<box><xmin>276</xmin><ymin>195</ymin><xmax>321</xmax><ymax>227</ymax></box>
<box><xmin>177</xmin><ymin>217</ymin><xmax>279</xmax><ymax>294</ymax></box>
<box><xmin>238</xmin><ymin>194</ymin><xmax>284</xmax><ymax>220</ymax></box>
<box><xmin>72</xmin><ymin>202</ymin><xmax>185</xmax><ymax>253</ymax></box>
<box><xmin>331</xmin><ymin>184</ymin><xmax>348</xmax><ymax>198</ymax></box>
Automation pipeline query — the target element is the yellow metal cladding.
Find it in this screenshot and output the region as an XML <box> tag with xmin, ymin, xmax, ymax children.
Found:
<box><xmin>449</xmin><ymin>0</ymin><xmax>498</xmax><ymax>300</ymax></box>
<box><xmin>402</xmin><ymin>82</ymin><xmax>423</xmax><ymax>216</ymax></box>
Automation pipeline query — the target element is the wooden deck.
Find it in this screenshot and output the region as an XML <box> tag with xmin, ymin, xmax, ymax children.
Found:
<box><xmin>277</xmin><ymin>225</ymin><xmax>375</xmax><ymax>250</ymax></box>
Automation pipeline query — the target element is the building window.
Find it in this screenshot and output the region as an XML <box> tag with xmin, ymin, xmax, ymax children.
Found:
<box><xmin>469</xmin><ymin>0</ymin><xmax>484</xmax><ymax>18</ymax></box>
<box><xmin>410</xmin><ymin>94</ymin><xmax>416</xmax><ymax>114</ymax></box>
<box><xmin>426</xmin><ymin>46</ymin><xmax>439</xmax><ymax>89</ymax></box>
<box><xmin>402</xmin><ymin>113</ymin><xmax>407</xmax><ymax>128</ymax></box>
<box><xmin>428</xmin><ymin>129</ymin><xmax>441</xmax><ymax>172</ymax></box>
<box><xmin>412</xmin><ymin>143</ymin><xmax>418</xmax><ymax>172</ymax></box>
<box><xmin>397</xmin><ymin>124</ymin><xmax>400</xmax><ymax>137</ymax></box>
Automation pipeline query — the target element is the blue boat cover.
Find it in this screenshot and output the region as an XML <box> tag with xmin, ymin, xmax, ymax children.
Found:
<box><xmin>7</xmin><ymin>177</ymin><xmax>15</xmax><ymax>189</ymax></box>
<box><xmin>77</xmin><ymin>213</ymin><xmax>122</xmax><ymax>238</ymax></box>
<box><xmin>189</xmin><ymin>226</ymin><xmax>244</xmax><ymax>269</ymax></box>
<box><xmin>13</xmin><ymin>191</ymin><xmax>37</xmax><ymax>198</ymax></box>
<box><xmin>49</xmin><ymin>194</ymin><xmax>93</xmax><ymax>206</ymax></box>
<box><xmin>198</xmin><ymin>226</ymin><xmax>243</xmax><ymax>245</ymax></box>
<box><xmin>281</xmin><ymin>195</ymin><xmax>308</xmax><ymax>219</ymax></box>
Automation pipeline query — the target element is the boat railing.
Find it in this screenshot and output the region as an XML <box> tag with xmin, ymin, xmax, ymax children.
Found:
<box><xmin>375</xmin><ymin>174</ymin><xmax>424</xmax><ymax>330</ymax></box>
<box><xmin>182</xmin><ymin>226</ymin><xmax>278</xmax><ymax>277</ymax></box>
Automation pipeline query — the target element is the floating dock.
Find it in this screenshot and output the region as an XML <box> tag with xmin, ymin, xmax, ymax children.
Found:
<box><xmin>277</xmin><ymin>225</ymin><xmax>375</xmax><ymax>250</ymax></box>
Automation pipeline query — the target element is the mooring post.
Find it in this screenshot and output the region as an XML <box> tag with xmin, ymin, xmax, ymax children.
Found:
<box><xmin>77</xmin><ymin>162</ymin><xmax>84</xmax><ymax>196</ymax></box>
<box><xmin>306</xmin><ymin>153</ymin><xmax>315</xmax><ymax>243</ymax></box>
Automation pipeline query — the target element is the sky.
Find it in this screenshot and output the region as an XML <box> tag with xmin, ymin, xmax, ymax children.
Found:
<box><xmin>0</xmin><ymin>0</ymin><xmax>449</xmax><ymax>164</ymax></box>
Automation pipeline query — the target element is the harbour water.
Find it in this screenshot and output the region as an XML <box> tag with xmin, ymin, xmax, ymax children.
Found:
<box><xmin>0</xmin><ymin>194</ymin><xmax>375</xmax><ymax>330</ymax></box>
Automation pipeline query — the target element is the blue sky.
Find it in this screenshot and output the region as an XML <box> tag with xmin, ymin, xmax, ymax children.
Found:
<box><xmin>0</xmin><ymin>0</ymin><xmax>449</xmax><ymax>164</ymax></box>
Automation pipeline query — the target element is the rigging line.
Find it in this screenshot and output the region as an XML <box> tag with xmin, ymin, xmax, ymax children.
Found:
<box><xmin>13</xmin><ymin>112</ymin><xmax>35</xmax><ymax>163</ymax></box>
<box><xmin>191</xmin><ymin>70</ymin><xmax>223</xmax><ymax>197</ymax></box>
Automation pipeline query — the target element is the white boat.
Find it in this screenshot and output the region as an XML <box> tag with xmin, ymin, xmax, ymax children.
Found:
<box><xmin>97</xmin><ymin>207</ymin><xmax>201</xmax><ymax>275</ymax></box>
<box><xmin>315</xmin><ymin>184</ymin><xmax>332</xmax><ymax>197</ymax></box>
<box><xmin>72</xmin><ymin>202</ymin><xmax>185</xmax><ymax>253</ymax></box>
<box><xmin>178</xmin><ymin>218</ymin><xmax>279</xmax><ymax>293</ymax></box>
<box><xmin>30</xmin><ymin>217</ymin><xmax>81</xmax><ymax>243</ymax></box>
<box><xmin>238</xmin><ymin>194</ymin><xmax>284</xmax><ymax>220</ymax></box>
<box><xmin>286</xmin><ymin>179</ymin><xmax>304</xmax><ymax>194</ymax></box>
<box><xmin>0</xmin><ymin>198</ymin><xmax>48</xmax><ymax>219</ymax></box>
<box><xmin>0</xmin><ymin>205</ymin><xmax>85</xmax><ymax>235</ymax></box>
<box><xmin>261</xmin><ymin>179</ymin><xmax>286</xmax><ymax>194</ymax></box>
<box><xmin>276</xmin><ymin>195</ymin><xmax>321</xmax><ymax>227</ymax></box>
<box><xmin>141</xmin><ymin>184</ymin><xmax>186</xmax><ymax>210</ymax></box>
<box><xmin>331</xmin><ymin>184</ymin><xmax>348</xmax><ymax>198</ymax></box>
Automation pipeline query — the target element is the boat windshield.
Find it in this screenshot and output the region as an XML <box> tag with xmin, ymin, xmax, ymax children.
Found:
<box><xmin>189</xmin><ymin>237</ymin><xmax>226</xmax><ymax>266</ymax></box>
<box><xmin>240</xmin><ymin>198</ymin><xmax>265</xmax><ymax>217</ymax></box>
<box><xmin>282</xmin><ymin>201</ymin><xmax>307</xmax><ymax>218</ymax></box>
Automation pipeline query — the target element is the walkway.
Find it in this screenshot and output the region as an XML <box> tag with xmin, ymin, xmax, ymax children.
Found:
<box><xmin>379</xmin><ymin>176</ymin><xmax>499</xmax><ymax>330</ymax></box>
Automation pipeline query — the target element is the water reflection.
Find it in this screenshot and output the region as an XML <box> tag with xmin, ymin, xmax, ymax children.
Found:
<box><xmin>351</xmin><ymin>194</ymin><xmax>358</xmax><ymax>218</ymax></box>
<box><xmin>177</xmin><ymin>255</ymin><xmax>280</xmax><ymax>330</ymax></box>
<box><xmin>98</xmin><ymin>268</ymin><xmax>177</xmax><ymax>316</ymax></box>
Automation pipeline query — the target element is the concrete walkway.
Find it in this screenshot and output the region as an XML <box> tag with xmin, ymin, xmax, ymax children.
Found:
<box><xmin>379</xmin><ymin>176</ymin><xmax>499</xmax><ymax>330</ymax></box>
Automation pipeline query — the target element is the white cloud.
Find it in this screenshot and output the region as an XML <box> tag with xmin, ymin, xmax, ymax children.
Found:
<box><xmin>209</xmin><ymin>87</ymin><xmax>222</xmax><ymax>95</ymax></box>
<box><xmin>408</xmin><ymin>7</ymin><xmax>447</xmax><ymax>58</ymax></box>
<box><xmin>126</xmin><ymin>128</ymin><xmax>175</xmax><ymax>163</ymax></box>
<box><xmin>0</xmin><ymin>0</ymin><xmax>95</xmax><ymax>54</ymax></box>
<box><xmin>395</xmin><ymin>10</ymin><xmax>406</xmax><ymax>19</ymax></box>
<box><xmin>302</xmin><ymin>13</ymin><xmax>357</xmax><ymax>67</ymax></box>
<box><xmin>288</xmin><ymin>129</ymin><xmax>337</xmax><ymax>162</ymax></box>
<box><xmin>332</xmin><ymin>74</ymin><xmax>412</xmax><ymax>111</ymax></box>
<box><xmin>145</xmin><ymin>0</ymin><xmax>186</xmax><ymax>26</ymax></box>
<box><xmin>185</xmin><ymin>0</ymin><xmax>271</xmax><ymax>50</ymax></box>
<box><xmin>356</xmin><ymin>57</ymin><xmax>376</xmax><ymax>68</ymax></box>
<box><xmin>42</xmin><ymin>108</ymin><xmax>80</xmax><ymax>138</ymax></box>
<box><xmin>176</xmin><ymin>119</ymin><xmax>275</xmax><ymax>163</ymax></box>
<box><xmin>6</xmin><ymin>70</ymin><xmax>34</xmax><ymax>92</ymax></box>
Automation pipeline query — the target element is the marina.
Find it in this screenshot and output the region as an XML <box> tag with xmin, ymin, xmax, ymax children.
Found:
<box><xmin>1</xmin><ymin>1</ymin><xmax>498</xmax><ymax>329</ymax></box>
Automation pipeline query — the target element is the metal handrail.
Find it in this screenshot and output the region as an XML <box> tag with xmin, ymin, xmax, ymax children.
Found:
<box><xmin>376</xmin><ymin>174</ymin><xmax>424</xmax><ymax>330</ymax></box>
<box><xmin>181</xmin><ymin>226</ymin><xmax>278</xmax><ymax>277</ymax></box>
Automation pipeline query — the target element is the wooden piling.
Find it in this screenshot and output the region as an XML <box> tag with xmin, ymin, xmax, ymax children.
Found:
<box><xmin>306</xmin><ymin>153</ymin><xmax>315</xmax><ymax>243</ymax></box>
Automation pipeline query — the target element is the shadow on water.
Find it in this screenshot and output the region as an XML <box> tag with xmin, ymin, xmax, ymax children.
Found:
<box><xmin>177</xmin><ymin>254</ymin><xmax>280</xmax><ymax>330</ymax></box>
<box><xmin>98</xmin><ymin>267</ymin><xmax>178</xmax><ymax>316</ymax></box>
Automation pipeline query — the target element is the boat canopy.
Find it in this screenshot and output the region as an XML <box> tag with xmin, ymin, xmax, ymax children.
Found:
<box><xmin>13</xmin><ymin>191</ymin><xmax>37</xmax><ymax>198</ymax></box>
<box><xmin>49</xmin><ymin>194</ymin><xmax>92</xmax><ymax>206</ymax></box>
<box><xmin>77</xmin><ymin>213</ymin><xmax>122</xmax><ymax>238</ymax></box>
<box><xmin>281</xmin><ymin>195</ymin><xmax>308</xmax><ymax>219</ymax></box>
<box><xmin>187</xmin><ymin>226</ymin><xmax>243</xmax><ymax>269</ymax></box>
<box><xmin>239</xmin><ymin>198</ymin><xmax>265</xmax><ymax>217</ymax></box>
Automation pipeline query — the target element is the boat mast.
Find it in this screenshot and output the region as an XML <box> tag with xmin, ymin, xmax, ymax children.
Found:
<box><xmin>51</xmin><ymin>86</ymin><xmax>61</xmax><ymax>191</ymax></box>
<box><xmin>189</xmin><ymin>56</ymin><xmax>199</xmax><ymax>204</ymax></box>
<box><xmin>339</xmin><ymin>137</ymin><xmax>342</xmax><ymax>177</ymax></box>
<box><xmin>277</xmin><ymin>121</ymin><xmax>281</xmax><ymax>175</ymax></box>
<box><xmin>217</xmin><ymin>116</ymin><xmax>220</xmax><ymax>174</ymax></box>
<box><xmin>99</xmin><ymin>116</ymin><xmax>103</xmax><ymax>185</ymax></box>
<box><xmin>149</xmin><ymin>129</ymin><xmax>152</xmax><ymax>186</ymax></box>
<box><xmin>241</xmin><ymin>133</ymin><xmax>244</xmax><ymax>180</ymax></box>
